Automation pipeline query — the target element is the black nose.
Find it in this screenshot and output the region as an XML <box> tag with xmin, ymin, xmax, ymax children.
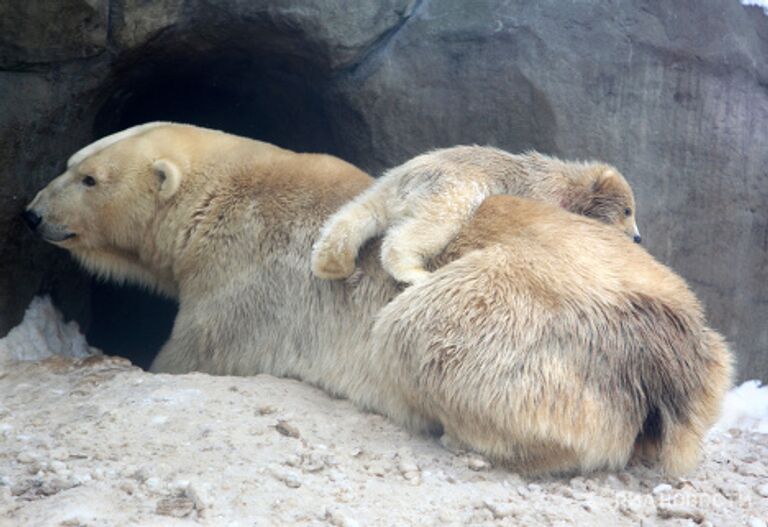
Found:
<box><xmin>633</xmin><ymin>234</ymin><xmax>642</xmax><ymax>244</ymax></box>
<box><xmin>22</xmin><ymin>209</ymin><xmax>42</xmax><ymax>231</ymax></box>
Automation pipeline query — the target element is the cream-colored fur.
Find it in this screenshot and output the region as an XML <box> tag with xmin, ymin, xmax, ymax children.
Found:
<box><xmin>26</xmin><ymin>124</ymin><xmax>731</xmax><ymax>476</ymax></box>
<box><xmin>312</xmin><ymin>146</ymin><xmax>641</xmax><ymax>284</ymax></box>
<box><xmin>67</xmin><ymin>122</ymin><xmax>169</xmax><ymax>169</ymax></box>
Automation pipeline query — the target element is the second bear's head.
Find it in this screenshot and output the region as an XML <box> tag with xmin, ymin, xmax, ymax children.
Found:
<box><xmin>568</xmin><ymin>166</ymin><xmax>642</xmax><ymax>244</ymax></box>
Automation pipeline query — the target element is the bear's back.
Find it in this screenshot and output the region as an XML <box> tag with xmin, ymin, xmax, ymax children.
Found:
<box><xmin>439</xmin><ymin>195</ymin><xmax>698</xmax><ymax>317</ymax></box>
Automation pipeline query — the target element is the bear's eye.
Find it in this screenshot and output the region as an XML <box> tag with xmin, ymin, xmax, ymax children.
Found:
<box><xmin>624</xmin><ymin>207</ymin><xmax>632</xmax><ymax>216</ymax></box>
<box><xmin>82</xmin><ymin>176</ymin><xmax>96</xmax><ymax>187</ymax></box>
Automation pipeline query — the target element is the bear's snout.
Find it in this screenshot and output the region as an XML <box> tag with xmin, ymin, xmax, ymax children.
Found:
<box><xmin>633</xmin><ymin>234</ymin><xmax>642</xmax><ymax>244</ymax></box>
<box><xmin>22</xmin><ymin>209</ymin><xmax>42</xmax><ymax>231</ymax></box>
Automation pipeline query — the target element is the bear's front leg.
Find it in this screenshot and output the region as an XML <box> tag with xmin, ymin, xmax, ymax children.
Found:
<box><xmin>149</xmin><ymin>307</ymin><xmax>205</xmax><ymax>374</ymax></box>
<box><xmin>311</xmin><ymin>184</ymin><xmax>391</xmax><ymax>280</ymax></box>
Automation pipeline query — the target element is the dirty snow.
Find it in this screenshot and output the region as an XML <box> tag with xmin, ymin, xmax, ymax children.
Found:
<box><xmin>0</xmin><ymin>298</ymin><xmax>766</xmax><ymax>525</ymax></box>
<box><xmin>0</xmin><ymin>296</ymin><xmax>94</xmax><ymax>365</ymax></box>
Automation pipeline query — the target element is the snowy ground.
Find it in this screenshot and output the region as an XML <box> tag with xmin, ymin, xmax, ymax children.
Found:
<box><xmin>1</xmin><ymin>298</ymin><xmax>767</xmax><ymax>526</ymax></box>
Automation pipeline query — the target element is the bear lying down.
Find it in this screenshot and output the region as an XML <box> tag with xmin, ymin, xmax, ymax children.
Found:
<box><xmin>312</xmin><ymin>145</ymin><xmax>641</xmax><ymax>285</ymax></box>
<box><xmin>25</xmin><ymin>122</ymin><xmax>731</xmax><ymax>476</ymax></box>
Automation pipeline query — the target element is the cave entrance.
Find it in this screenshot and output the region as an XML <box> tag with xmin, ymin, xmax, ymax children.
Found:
<box><xmin>86</xmin><ymin>50</ymin><xmax>342</xmax><ymax>369</ymax></box>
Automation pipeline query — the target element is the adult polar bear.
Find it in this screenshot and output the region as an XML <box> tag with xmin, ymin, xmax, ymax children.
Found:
<box><xmin>24</xmin><ymin>123</ymin><xmax>731</xmax><ymax>476</ymax></box>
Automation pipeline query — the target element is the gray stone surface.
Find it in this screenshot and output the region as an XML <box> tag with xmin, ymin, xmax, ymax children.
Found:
<box><xmin>1</xmin><ymin>0</ymin><xmax>766</xmax><ymax>380</ymax></box>
<box><xmin>0</xmin><ymin>0</ymin><xmax>108</xmax><ymax>68</ymax></box>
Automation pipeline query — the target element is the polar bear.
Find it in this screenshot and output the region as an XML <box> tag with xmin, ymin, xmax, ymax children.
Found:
<box><xmin>312</xmin><ymin>146</ymin><xmax>641</xmax><ymax>285</ymax></box>
<box><xmin>24</xmin><ymin>123</ymin><xmax>731</xmax><ymax>476</ymax></box>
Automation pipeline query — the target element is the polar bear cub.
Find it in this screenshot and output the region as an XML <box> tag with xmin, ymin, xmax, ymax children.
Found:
<box><xmin>312</xmin><ymin>146</ymin><xmax>642</xmax><ymax>285</ymax></box>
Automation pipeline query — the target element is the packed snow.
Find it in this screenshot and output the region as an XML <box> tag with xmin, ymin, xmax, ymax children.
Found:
<box><xmin>0</xmin><ymin>296</ymin><xmax>93</xmax><ymax>365</ymax></box>
<box><xmin>0</xmin><ymin>297</ymin><xmax>766</xmax><ymax>525</ymax></box>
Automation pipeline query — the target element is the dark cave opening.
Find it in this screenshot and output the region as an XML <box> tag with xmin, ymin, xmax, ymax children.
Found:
<box><xmin>85</xmin><ymin>50</ymin><xmax>342</xmax><ymax>370</ymax></box>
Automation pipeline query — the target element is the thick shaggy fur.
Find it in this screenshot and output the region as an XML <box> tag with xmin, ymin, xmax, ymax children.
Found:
<box><xmin>312</xmin><ymin>146</ymin><xmax>641</xmax><ymax>284</ymax></box>
<box><xmin>26</xmin><ymin>124</ymin><xmax>731</xmax><ymax>476</ymax></box>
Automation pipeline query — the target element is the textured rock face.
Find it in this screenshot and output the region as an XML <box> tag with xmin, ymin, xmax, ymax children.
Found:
<box><xmin>0</xmin><ymin>1</ymin><xmax>108</xmax><ymax>68</ymax></box>
<box><xmin>1</xmin><ymin>0</ymin><xmax>766</xmax><ymax>380</ymax></box>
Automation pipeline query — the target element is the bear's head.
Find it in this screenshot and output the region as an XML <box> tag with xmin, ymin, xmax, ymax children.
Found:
<box><xmin>23</xmin><ymin>122</ymin><xmax>183</xmax><ymax>291</ymax></box>
<box><xmin>569</xmin><ymin>166</ymin><xmax>642</xmax><ymax>243</ymax></box>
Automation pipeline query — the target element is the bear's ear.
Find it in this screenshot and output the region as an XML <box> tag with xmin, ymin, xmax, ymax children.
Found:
<box><xmin>568</xmin><ymin>169</ymin><xmax>622</xmax><ymax>223</ymax></box>
<box><xmin>153</xmin><ymin>159</ymin><xmax>182</xmax><ymax>200</ymax></box>
<box><xmin>592</xmin><ymin>168</ymin><xmax>618</xmax><ymax>194</ymax></box>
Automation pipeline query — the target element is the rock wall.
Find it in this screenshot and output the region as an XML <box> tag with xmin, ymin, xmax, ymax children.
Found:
<box><xmin>1</xmin><ymin>0</ymin><xmax>766</xmax><ymax>380</ymax></box>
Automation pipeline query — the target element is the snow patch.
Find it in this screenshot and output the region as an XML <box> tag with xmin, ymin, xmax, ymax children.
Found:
<box><xmin>742</xmin><ymin>0</ymin><xmax>768</xmax><ymax>15</ymax></box>
<box><xmin>0</xmin><ymin>296</ymin><xmax>94</xmax><ymax>364</ymax></box>
<box><xmin>712</xmin><ymin>379</ymin><xmax>768</xmax><ymax>434</ymax></box>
